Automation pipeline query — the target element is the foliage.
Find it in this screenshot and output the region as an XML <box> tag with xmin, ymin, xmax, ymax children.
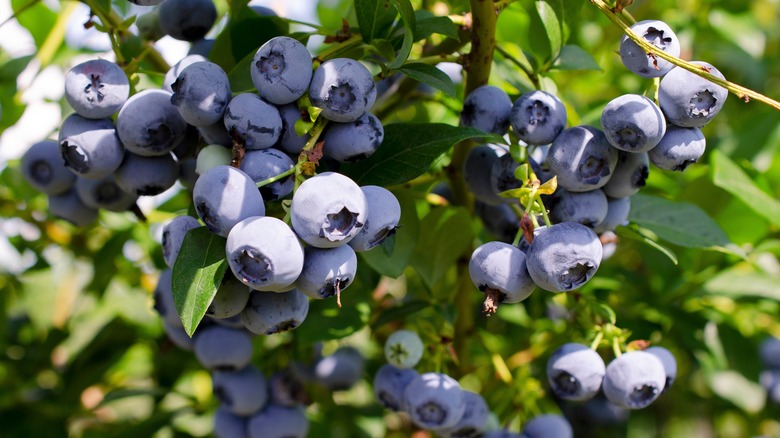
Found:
<box><xmin>1</xmin><ymin>0</ymin><xmax>780</xmax><ymax>437</ymax></box>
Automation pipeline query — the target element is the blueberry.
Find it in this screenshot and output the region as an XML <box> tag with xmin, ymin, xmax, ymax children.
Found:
<box><xmin>526</xmin><ymin>222</ymin><xmax>602</xmax><ymax>292</ymax></box>
<box><xmin>162</xmin><ymin>216</ymin><xmax>202</xmax><ymax>269</ymax></box>
<box><xmin>267</xmin><ymin>367</ymin><xmax>307</xmax><ymax>407</ymax></box>
<box><xmin>561</xmin><ymin>390</ymin><xmax>628</xmax><ymax>427</ymax></box>
<box><xmin>158</xmin><ymin>0</ymin><xmax>217</xmax><ymax>42</ymax></box>
<box><xmin>64</xmin><ymin>59</ymin><xmax>129</xmax><ymax>119</ymax></box>
<box><xmin>171</xmin><ymin>61</ymin><xmax>232</xmax><ymax>127</ymax></box>
<box><xmin>58</xmin><ymin>113</ymin><xmax>114</xmax><ymax>143</ymax></box>
<box><xmin>759</xmin><ymin>336</ymin><xmax>780</xmax><ymax>369</ymax></box>
<box><xmin>760</xmin><ymin>370</ymin><xmax>780</xmax><ymax>404</ymax></box>
<box><xmin>163</xmin><ymin>320</ymin><xmax>194</xmax><ymax>351</ymax></box>
<box><xmin>214</xmin><ymin>407</ymin><xmax>248</xmax><ymax>438</ymax></box>
<box><xmin>276</xmin><ymin>103</ymin><xmax>310</xmax><ymax>155</ymax></box>
<box><xmin>173</xmin><ymin>124</ymin><xmax>202</xmax><ymax>160</ymax></box>
<box><xmin>550</xmin><ymin>188</ymin><xmax>609</xmax><ymax>228</ymax></box>
<box><xmin>226</xmin><ymin>216</ymin><xmax>304</xmax><ymax>292</ymax></box>
<box><xmin>188</xmin><ymin>39</ymin><xmax>214</xmax><ymax>57</ymax></box>
<box><xmin>194</xmin><ymin>325</ymin><xmax>253</xmax><ymax>371</ymax></box>
<box><xmin>178</xmin><ymin>165</ymin><xmax>199</xmax><ymax>193</ymax></box>
<box><xmin>438</xmin><ymin>391</ymin><xmax>489</xmax><ymax>438</ymax></box>
<box><xmin>75</xmin><ymin>175</ymin><xmax>138</xmax><ymax>212</ymax></box>
<box><xmin>239</xmin><ymin>148</ymin><xmax>295</xmax><ymax>201</ymax></box>
<box><xmin>460</xmin><ymin>85</ymin><xmax>512</xmax><ymax>135</ymax></box>
<box><xmin>601</xmin><ymin>94</ymin><xmax>666</xmax><ymax>153</ymax></box>
<box><xmin>659</xmin><ymin>62</ymin><xmax>728</xmax><ymax>128</ymax></box>
<box><xmin>290</xmin><ymin>172</ymin><xmax>368</xmax><ymax>248</ymax></box>
<box><xmin>213</xmin><ymin>366</ymin><xmax>268</xmax><ymax>417</ymax></box>
<box><xmin>48</xmin><ymin>188</ymin><xmax>98</xmax><ymax>227</ymax></box>
<box><xmin>196</xmin><ymin>144</ymin><xmax>232</xmax><ymax>175</ymax></box>
<box><xmin>647</xmin><ymin>125</ymin><xmax>706</xmax><ymax>171</ymax></box>
<box><xmin>163</xmin><ymin>54</ymin><xmax>208</xmax><ymax>93</ymax></box>
<box><xmin>295</xmin><ymin>245</ymin><xmax>357</xmax><ymax>300</ymax></box>
<box><xmin>463</xmin><ymin>144</ymin><xmax>507</xmax><ymax>206</ymax></box>
<box><xmin>206</xmin><ymin>274</ymin><xmax>252</xmax><ymax>319</ymax></box>
<box><xmin>601</xmin><ymin>151</ymin><xmax>649</xmax><ymax>199</ymax></box>
<box><xmin>373</xmin><ymin>364</ymin><xmax>419</xmax><ymax>411</ymax></box>
<box><xmin>403</xmin><ymin>372</ymin><xmax>466</xmax><ymax>431</ymax></box>
<box><xmin>384</xmin><ymin>329</ymin><xmax>424</xmax><ymax>369</ymax></box>
<box><xmin>241</xmin><ymin>289</ymin><xmax>310</xmax><ymax>335</ymax></box>
<box><xmin>209</xmin><ymin>313</ymin><xmax>246</xmax><ymax>330</ymax></box>
<box><xmin>469</xmin><ymin>241</ymin><xmax>536</xmax><ymax>308</ymax></box>
<box><xmin>308</xmin><ymin>58</ymin><xmax>377</xmax><ymax>122</ymax></box>
<box><xmin>153</xmin><ymin>269</ymin><xmax>181</xmax><ymax>327</ymax></box>
<box><xmin>323</xmin><ymin>112</ymin><xmax>384</xmax><ymax>163</ymax></box>
<box><xmin>490</xmin><ymin>153</ymin><xmax>523</xmax><ymax>204</ymax></box>
<box><xmin>117</xmin><ymin>89</ymin><xmax>188</xmax><ymax>157</ymax></box>
<box><xmin>249</xmin><ymin>5</ymin><xmax>278</xmax><ymax>16</ymax></box>
<box><xmin>546</xmin><ymin>343</ymin><xmax>605</xmax><ymax>402</ymax></box>
<box><xmin>522</xmin><ymin>414</ymin><xmax>573</xmax><ymax>438</ymax></box>
<box><xmin>21</xmin><ymin>140</ymin><xmax>76</xmax><ymax>195</ymax></box>
<box><xmin>60</xmin><ymin>126</ymin><xmax>125</xmax><ymax>179</ymax></box>
<box><xmin>645</xmin><ymin>346</ymin><xmax>676</xmax><ymax>393</ymax></box>
<box><xmin>602</xmin><ymin>351</ymin><xmax>666</xmax><ymax>409</ymax></box>
<box><xmin>114</xmin><ymin>152</ymin><xmax>179</xmax><ymax>196</ymax></box>
<box><xmin>475</xmin><ymin>202</ymin><xmax>520</xmax><ymax>244</ymax></box>
<box><xmin>199</xmin><ymin>121</ymin><xmax>233</xmax><ymax>147</ymax></box>
<box><xmin>224</xmin><ymin>93</ymin><xmax>283</xmax><ymax>149</ymax></box>
<box><xmin>127</xmin><ymin>0</ymin><xmax>163</xmax><ymax>5</ymax></box>
<box><xmin>136</xmin><ymin>9</ymin><xmax>165</xmax><ymax>41</ymax></box>
<box><xmin>193</xmin><ymin>165</ymin><xmax>266</xmax><ymax>237</ymax></box>
<box><xmin>348</xmin><ymin>185</ymin><xmax>400</xmax><ymax>252</ymax></box>
<box><xmin>251</xmin><ymin>36</ymin><xmax>313</xmax><ymax>105</ymax></box>
<box><xmin>547</xmin><ymin>126</ymin><xmax>618</xmax><ymax>192</ymax></box>
<box><xmin>313</xmin><ymin>346</ymin><xmax>365</xmax><ymax>391</ymax></box>
<box><xmin>247</xmin><ymin>404</ymin><xmax>309</xmax><ymax>438</ymax></box>
<box><xmin>620</xmin><ymin>20</ymin><xmax>681</xmax><ymax>78</ymax></box>
<box><xmin>510</xmin><ymin>90</ymin><xmax>567</xmax><ymax>145</ymax></box>
<box><xmin>593</xmin><ymin>196</ymin><xmax>631</xmax><ymax>234</ymax></box>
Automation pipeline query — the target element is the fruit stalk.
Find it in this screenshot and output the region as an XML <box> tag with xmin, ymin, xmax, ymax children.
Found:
<box><xmin>590</xmin><ymin>0</ymin><xmax>780</xmax><ymax>111</ymax></box>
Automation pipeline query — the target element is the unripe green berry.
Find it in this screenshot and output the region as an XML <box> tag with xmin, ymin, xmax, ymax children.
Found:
<box><xmin>384</xmin><ymin>329</ymin><xmax>424</xmax><ymax>369</ymax></box>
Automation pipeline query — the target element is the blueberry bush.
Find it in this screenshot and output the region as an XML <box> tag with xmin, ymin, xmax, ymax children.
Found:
<box><xmin>2</xmin><ymin>0</ymin><xmax>780</xmax><ymax>436</ymax></box>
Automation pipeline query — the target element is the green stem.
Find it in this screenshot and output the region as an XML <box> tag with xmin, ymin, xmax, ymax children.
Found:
<box><xmin>538</xmin><ymin>199</ymin><xmax>552</xmax><ymax>227</ymax></box>
<box><xmin>452</xmin><ymin>0</ymin><xmax>500</xmax><ymax>376</ymax></box>
<box><xmin>413</xmin><ymin>54</ymin><xmax>461</xmax><ymax>65</ymax></box>
<box><xmin>590</xmin><ymin>331</ymin><xmax>604</xmax><ymax>350</ymax></box>
<box><xmin>612</xmin><ymin>336</ymin><xmax>623</xmax><ymax>358</ymax></box>
<box><xmin>590</xmin><ymin>0</ymin><xmax>780</xmax><ymax>111</ymax></box>
<box><xmin>494</xmin><ymin>44</ymin><xmax>540</xmax><ymax>89</ymax></box>
<box><xmin>256</xmin><ymin>167</ymin><xmax>296</xmax><ymax>188</ymax></box>
<box><xmin>293</xmin><ymin>117</ymin><xmax>329</xmax><ymax>189</ymax></box>
<box><xmin>314</xmin><ymin>34</ymin><xmax>363</xmax><ymax>62</ymax></box>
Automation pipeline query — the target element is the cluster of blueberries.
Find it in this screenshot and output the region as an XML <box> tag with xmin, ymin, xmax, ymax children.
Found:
<box><xmin>462</xmin><ymin>18</ymin><xmax>727</xmax><ymax>311</ymax></box>
<box><xmin>155</xmin><ymin>264</ymin><xmax>370</xmax><ymax>438</ymax></box>
<box><xmin>759</xmin><ymin>336</ymin><xmax>780</xmax><ymax>404</ymax></box>
<box><xmin>374</xmin><ymin>330</ymin><xmax>576</xmax><ymax>438</ymax></box>
<box><xmin>547</xmin><ymin>343</ymin><xmax>676</xmax><ymax>412</ymax></box>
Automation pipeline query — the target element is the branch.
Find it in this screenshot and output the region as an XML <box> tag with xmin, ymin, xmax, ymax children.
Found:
<box><xmin>591</xmin><ymin>0</ymin><xmax>780</xmax><ymax>111</ymax></box>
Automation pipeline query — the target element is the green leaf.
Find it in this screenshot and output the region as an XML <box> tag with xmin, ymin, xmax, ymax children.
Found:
<box><xmin>397</xmin><ymin>62</ymin><xmax>456</xmax><ymax>97</ymax></box>
<box><xmin>171</xmin><ymin>227</ymin><xmax>229</xmax><ymax>337</ymax></box>
<box><xmin>11</xmin><ymin>0</ymin><xmax>56</xmax><ymax>49</ymax></box>
<box><xmin>703</xmin><ymin>269</ymin><xmax>780</xmax><ymax>300</ymax></box>
<box><xmin>295</xmin><ymin>299</ymin><xmax>371</xmax><ymax>343</ymax></box>
<box><xmin>341</xmin><ymin>123</ymin><xmax>495</xmax><ymax>186</ymax></box>
<box><xmin>414</xmin><ymin>15</ymin><xmax>459</xmax><ymax>41</ymax></box>
<box><xmin>388</xmin><ymin>0</ymin><xmax>416</xmax><ymax>69</ymax></box>
<box><xmin>711</xmin><ymin>150</ymin><xmax>780</xmax><ymax>228</ymax></box>
<box><xmin>534</xmin><ymin>0</ymin><xmax>563</xmax><ymax>62</ymax></box>
<box><xmin>707</xmin><ymin>370</ymin><xmax>766</xmax><ymax>413</ymax></box>
<box><xmin>210</xmin><ymin>14</ymin><xmax>289</xmax><ymax>72</ymax></box>
<box><xmin>355</xmin><ymin>0</ymin><xmax>397</xmax><ymax>42</ymax></box>
<box><xmin>628</xmin><ymin>194</ymin><xmax>732</xmax><ymax>249</ymax></box>
<box><xmin>619</xmin><ymin>224</ymin><xmax>679</xmax><ymax>265</ymax></box>
<box><xmin>410</xmin><ymin>207</ymin><xmax>474</xmax><ymax>288</ymax></box>
<box><xmin>360</xmin><ymin>190</ymin><xmax>419</xmax><ymax>277</ymax></box>
<box><xmin>227</xmin><ymin>51</ymin><xmax>257</xmax><ymax>93</ymax></box>
<box><xmin>550</xmin><ymin>45</ymin><xmax>600</xmax><ymax>71</ymax></box>
<box><xmin>371</xmin><ymin>299</ymin><xmax>430</xmax><ymax>329</ymax></box>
